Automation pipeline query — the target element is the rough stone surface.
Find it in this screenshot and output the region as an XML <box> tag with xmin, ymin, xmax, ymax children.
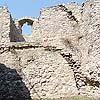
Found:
<box><xmin>0</xmin><ymin>0</ymin><xmax>100</xmax><ymax>99</ymax></box>
<box><xmin>0</xmin><ymin>63</ymin><xmax>30</xmax><ymax>100</ymax></box>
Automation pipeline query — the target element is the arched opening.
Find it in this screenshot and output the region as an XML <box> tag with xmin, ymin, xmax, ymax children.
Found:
<box><xmin>18</xmin><ymin>17</ymin><xmax>34</xmax><ymax>34</ymax></box>
<box><xmin>22</xmin><ymin>22</ymin><xmax>32</xmax><ymax>34</ymax></box>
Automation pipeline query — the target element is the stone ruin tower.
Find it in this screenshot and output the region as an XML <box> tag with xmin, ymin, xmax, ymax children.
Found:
<box><xmin>0</xmin><ymin>0</ymin><xmax>100</xmax><ymax>99</ymax></box>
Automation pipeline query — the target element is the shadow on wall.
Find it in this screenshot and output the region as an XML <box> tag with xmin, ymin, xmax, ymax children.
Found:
<box><xmin>10</xmin><ymin>17</ymin><xmax>25</xmax><ymax>42</ymax></box>
<box><xmin>0</xmin><ymin>63</ymin><xmax>31</xmax><ymax>100</ymax></box>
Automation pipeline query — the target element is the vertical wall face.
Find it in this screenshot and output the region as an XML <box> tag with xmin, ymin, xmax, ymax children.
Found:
<box><xmin>38</xmin><ymin>3</ymin><xmax>82</xmax><ymax>48</ymax></box>
<box><xmin>31</xmin><ymin>19</ymin><xmax>42</xmax><ymax>43</ymax></box>
<box><xmin>0</xmin><ymin>1</ymin><xmax>100</xmax><ymax>99</ymax></box>
<box><xmin>17</xmin><ymin>17</ymin><xmax>39</xmax><ymax>42</ymax></box>
<box><xmin>0</xmin><ymin>7</ymin><xmax>11</xmax><ymax>44</ymax></box>
<box><xmin>78</xmin><ymin>0</ymin><xmax>100</xmax><ymax>97</ymax></box>
<box><xmin>10</xmin><ymin>17</ymin><xmax>25</xmax><ymax>42</ymax></box>
<box><xmin>81</xmin><ymin>0</ymin><xmax>100</xmax><ymax>74</ymax></box>
<box><xmin>0</xmin><ymin>7</ymin><xmax>25</xmax><ymax>44</ymax></box>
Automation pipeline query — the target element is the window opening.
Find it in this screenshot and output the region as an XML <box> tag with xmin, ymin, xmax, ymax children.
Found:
<box><xmin>22</xmin><ymin>22</ymin><xmax>32</xmax><ymax>34</ymax></box>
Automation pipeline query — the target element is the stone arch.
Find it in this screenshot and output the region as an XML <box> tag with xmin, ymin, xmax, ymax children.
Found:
<box><xmin>18</xmin><ymin>17</ymin><xmax>38</xmax><ymax>34</ymax></box>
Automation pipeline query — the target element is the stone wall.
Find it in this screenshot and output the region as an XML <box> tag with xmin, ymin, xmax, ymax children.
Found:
<box><xmin>0</xmin><ymin>0</ymin><xmax>100</xmax><ymax>99</ymax></box>
<box><xmin>0</xmin><ymin>42</ymin><xmax>79</xmax><ymax>99</ymax></box>
<box><xmin>0</xmin><ymin>7</ymin><xmax>25</xmax><ymax>45</ymax></box>
<box><xmin>38</xmin><ymin>3</ymin><xmax>81</xmax><ymax>48</ymax></box>
<box><xmin>78</xmin><ymin>0</ymin><xmax>100</xmax><ymax>96</ymax></box>
<box><xmin>0</xmin><ymin>7</ymin><xmax>11</xmax><ymax>45</ymax></box>
<box><xmin>10</xmin><ymin>17</ymin><xmax>25</xmax><ymax>42</ymax></box>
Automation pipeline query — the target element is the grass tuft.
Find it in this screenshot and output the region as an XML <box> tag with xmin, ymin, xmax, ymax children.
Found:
<box><xmin>31</xmin><ymin>96</ymin><xmax>93</xmax><ymax>100</ymax></box>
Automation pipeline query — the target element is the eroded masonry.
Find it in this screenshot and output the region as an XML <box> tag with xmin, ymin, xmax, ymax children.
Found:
<box><xmin>0</xmin><ymin>0</ymin><xmax>100</xmax><ymax>99</ymax></box>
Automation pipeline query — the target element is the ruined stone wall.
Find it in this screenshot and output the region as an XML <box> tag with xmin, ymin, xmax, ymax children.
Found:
<box><xmin>77</xmin><ymin>0</ymin><xmax>100</xmax><ymax>96</ymax></box>
<box><xmin>10</xmin><ymin>17</ymin><xmax>25</xmax><ymax>42</ymax></box>
<box><xmin>14</xmin><ymin>2</ymin><xmax>82</xmax><ymax>46</ymax></box>
<box><xmin>38</xmin><ymin>3</ymin><xmax>81</xmax><ymax>48</ymax></box>
<box><xmin>0</xmin><ymin>7</ymin><xmax>11</xmax><ymax>45</ymax></box>
<box><xmin>14</xmin><ymin>17</ymin><xmax>39</xmax><ymax>42</ymax></box>
<box><xmin>0</xmin><ymin>42</ymin><xmax>79</xmax><ymax>99</ymax></box>
<box><xmin>82</xmin><ymin>0</ymin><xmax>100</xmax><ymax>71</ymax></box>
<box><xmin>0</xmin><ymin>0</ymin><xmax>100</xmax><ymax>99</ymax></box>
<box><xmin>0</xmin><ymin>7</ymin><xmax>25</xmax><ymax>45</ymax></box>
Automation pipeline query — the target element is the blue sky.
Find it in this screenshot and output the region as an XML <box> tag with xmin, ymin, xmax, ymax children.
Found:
<box><xmin>0</xmin><ymin>0</ymin><xmax>83</xmax><ymax>34</ymax></box>
<box><xmin>1</xmin><ymin>0</ymin><xmax>83</xmax><ymax>18</ymax></box>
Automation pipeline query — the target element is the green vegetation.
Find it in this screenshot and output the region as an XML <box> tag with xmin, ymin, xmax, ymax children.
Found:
<box><xmin>64</xmin><ymin>96</ymin><xmax>92</xmax><ymax>100</ymax></box>
<box><xmin>30</xmin><ymin>96</ymin><xmax>93</xmax><ymax>100</ymax></box>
